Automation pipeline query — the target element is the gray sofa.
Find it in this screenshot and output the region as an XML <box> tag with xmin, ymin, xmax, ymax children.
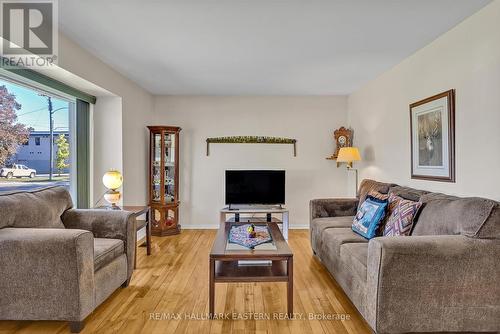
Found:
<box><xmin>0</xmin><ymin>186</ymin><xmax>136</xmax><ymax>333</ymax></box>
<box><xmin>310</xmin><ymin>179</ymin><xmax>500</xmax><ymax>333</ymax></box>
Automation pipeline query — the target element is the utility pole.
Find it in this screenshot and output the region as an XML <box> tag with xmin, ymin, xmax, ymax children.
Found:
<box><xmin>40</xmin><ymin>94</ymin><xmax>69</xmax><ymax>181</ymax></box>
<box><xmin>47</xmin><ymin>97</ymin><xmax>54</xmax><ymax>181</ymax></box>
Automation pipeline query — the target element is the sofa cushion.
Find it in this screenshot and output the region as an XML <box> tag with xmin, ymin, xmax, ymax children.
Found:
<box><xmin>319</xmin><ymin>227</ymin><xmax>368</xmax><ymax>267</ymax></box>
<box><xmin>310</xmin><ymin>216</ymin><xmax>354</xmax><ymax>253</ymax></box>
<box><xmin>0</xmin><ymin>186</ymin><xmax>73</xmax><ymax>229</ymax></box>
<box><xmin>340</xmin><ymin>242</ymin><xmax>368</xmax><ymax>279</ymax></box>
<box><xmin>94</xmin><ymin>238</ymin><xmax>124</xmax><ymax>272</ymax></box>
<box><xmin>476</xmin><ymin>204</ymin><xmax>500</xmax><ymax>239</ymax></box>
<box><xmin>368</xmin><ymin>190</ymin><xmax>389</xmax><ymax>201</ymax></box>
<box><xmin>419</xmin><ymin>192</ymin><xmax>459</xmax><ymax>201</ymax></box>
<box><xmin>412</xmin><ymin>195</ymin><xmax>499</xmax><ymax>239</ymax></box>
<box><xmin>388</xmin><ymin>185</ymin><xmax>429</xmax><ymax>202</ymax></box>
<box><xmin>358</xmin><ymin>179</ymin><xmax>395</xmax><ymax>209</ymax></box>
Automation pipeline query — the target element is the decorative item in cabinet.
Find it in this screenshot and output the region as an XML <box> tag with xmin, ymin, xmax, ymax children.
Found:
<box><xmin>147</xmin><ymin>126</ymin><xmax>181</xmax><ymax>236</ymax></box>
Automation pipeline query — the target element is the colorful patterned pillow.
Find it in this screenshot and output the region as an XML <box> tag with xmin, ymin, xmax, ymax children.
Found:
<box><xmin>352</xmin><ymin>196</ymin><xmax>388</xmax><ymax>239</ymax></box>
<box><xmin>387</xmin><ymin>192</ymin><xmax>401</xmax><ymax>212</ymax></box>
<box><xmin>383</xmin><ymin>196</ymin><xmax>422</xmax><ymax>236</ymax></box>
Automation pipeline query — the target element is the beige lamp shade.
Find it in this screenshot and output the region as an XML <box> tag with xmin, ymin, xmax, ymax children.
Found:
<box><xmin>336</xmin><ymin>147</ymin><xmax>361</xmax><ymax>163</ymax></box>
<box><xmin>102</xmin><ymin>170</ymin><xmax>123</xmax><ymax>190</ymax></box>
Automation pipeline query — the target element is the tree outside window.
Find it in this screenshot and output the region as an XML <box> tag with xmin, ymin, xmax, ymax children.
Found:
<box><xmin>55</xmin><ymin>134</ymin><xmax>69</xmax><ymax>176</ymax></box>
<box><xmin>0</xmin><ymin>85</ymin><xmax>30</xmax><ymax>166</ymax></box>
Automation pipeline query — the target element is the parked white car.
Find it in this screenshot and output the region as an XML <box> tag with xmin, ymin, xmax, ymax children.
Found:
<box><xmin>0</xmin><ymin>164</ymin><xmax>37</xmax><ymax>179</ymax></box>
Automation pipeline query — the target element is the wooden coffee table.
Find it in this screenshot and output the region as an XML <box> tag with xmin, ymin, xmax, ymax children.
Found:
<box><xmin>209</xmin><ymin>222</ymin><xmax>293</xmax><ymax>317</ymax></box>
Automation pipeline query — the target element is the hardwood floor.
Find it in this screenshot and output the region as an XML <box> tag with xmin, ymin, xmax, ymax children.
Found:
<box><xmin>0</xmin><ymin>230</ymin><xmax>371</xmax><ymax>334</ymax></box>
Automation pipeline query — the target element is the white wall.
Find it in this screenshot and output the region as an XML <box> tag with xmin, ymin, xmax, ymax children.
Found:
<box><xmin>57</xmin><ymin>33</ymin><xmax>153</xmax><ymax>205</ymax></box>
<box><xmin>153</xmin><ymin>96</ymin><xmax>348</xmax><ymax>228</ymax></box>
<box><xmin>348</xmin><ymin>0</ymin><xmax>500</xmax><ymax>201</ymax></box>
<box><xmin>92</xmin><ymin>97</ymin><xmax>123</xmax><ymax>205</ymax></box>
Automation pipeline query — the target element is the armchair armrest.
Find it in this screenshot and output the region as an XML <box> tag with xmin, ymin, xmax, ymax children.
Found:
<box><xmin>310</xmin><ymin>198</ymin><xmax>358</xmax><ymax>221</ymax></box>
<box><xmin>62</xmin><ymin>209</ymin><xmax>136</xmax><ymax>279</ymax></box>
<box><xmin>366</xmin><ymin>235</ymin><xmax>500</xmax><ymax>333</ymax></box>
<box><xmin>0</xmin><ymin>228</ymin><xmax>94</xmax><ymax>321</ymax></box>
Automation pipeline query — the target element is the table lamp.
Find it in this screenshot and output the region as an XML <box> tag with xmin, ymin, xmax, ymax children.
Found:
<box><xmin>102</xmin><ymin>170</ymin><xmax>123</xmax><ymax>209</ymax></box>
<box><xmin>336</xmin><ymin>147</ymin><xmax>361</xmax><ymax>193</ymax></box>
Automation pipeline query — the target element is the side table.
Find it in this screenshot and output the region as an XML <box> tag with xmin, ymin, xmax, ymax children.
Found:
<box><xmin>122</xmin><ymin>206</ymin><xmax>151</xmax><ymax>268</ymax></box>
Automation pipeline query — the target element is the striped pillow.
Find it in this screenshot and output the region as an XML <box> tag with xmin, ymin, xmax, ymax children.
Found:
<box><xmin>368</xmin><ymin>190</ymin><xmax>389</xmax><ymax>201</ymax></box>
<box><xmin>383</xmin><ymin>195</ymin><xmax>422</xmax><ymax>236</ymax></box>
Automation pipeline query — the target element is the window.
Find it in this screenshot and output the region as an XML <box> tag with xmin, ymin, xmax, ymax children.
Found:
<box><xmin>0</xmin><ymin>67</ymin><xmax>95</xmax><ymax>208</ymax></box>
<box><xmin>0</xmin><ymin>78</ymin><xmax>75</xmax><ymax>196</ymax></box>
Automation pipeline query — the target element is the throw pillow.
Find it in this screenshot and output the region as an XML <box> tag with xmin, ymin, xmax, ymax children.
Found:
<box><xmin>383</xmin><ymin>196</ymin><xmax>422</xmax><ymax>236</ymax></box>
<box><xmin>352</xmin><ymin>196</ymin><xmax>388</xmax><ymax>239</ymax></box>
<box><xmin>368</xmin><ymin>191</ymin><xmax>395</xmax><ymax>235</ymax></box>
<box><xmin>385</xmin><ymin>193</ymin><xmax>403</xmax><ymax>220</ymax></box>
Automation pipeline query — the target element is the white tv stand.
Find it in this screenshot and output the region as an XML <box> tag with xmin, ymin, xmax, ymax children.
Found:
<box><xmin>220</xmin><ymin>206</ymin><xmax>289</xmax><ymax>240</ymax></box>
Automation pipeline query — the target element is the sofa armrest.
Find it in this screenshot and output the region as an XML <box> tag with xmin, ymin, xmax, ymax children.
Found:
<box><xmin>309</xmin><ymin>198</ymin><xmax>358</xmax><ymax>221</ymax></box>
<box><xmin>62</xmin><ymin>209</ymin><xmax>137</xmax><ymax>278</ymax></box>
<box><xmin>62</xmin><ymin>209</ymin><xmax>136</xmax><ymax>279</ymax></box>
<box><xmin>0</xmin><ymin>228</ymin><xmax>94</xmax><ymax>321</ymax></box>
<box><xmin>366</xmin><ymin>235</ymin><xmax>500</xmax><ymax>333</ymax></box>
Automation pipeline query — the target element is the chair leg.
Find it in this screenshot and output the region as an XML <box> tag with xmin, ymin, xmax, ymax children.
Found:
<box><xmin>69</xmin><ymin>321</ymin><xmax>85</xmax><ymax>333</ymax></box>
<box><xmin>122</xmin><ymin>277</ymin><xmax>131</xmax><ymax>287</ymax></box>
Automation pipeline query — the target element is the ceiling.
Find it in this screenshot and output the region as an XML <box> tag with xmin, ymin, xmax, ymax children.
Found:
<box><xmin>59</xmin><ymin>0</ymin><xmax>491</xmax><ymax>96</ymax></box>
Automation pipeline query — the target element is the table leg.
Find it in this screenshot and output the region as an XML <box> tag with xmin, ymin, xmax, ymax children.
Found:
<box><xmin>146</xmin><ymin>209</ymin><xmax>151</xmax><ymax>256</ymax></box>
<box><xmin>282</xmin><ymin>211</ymin><xmax>289</xmax><ymax>241</ymax></box>
<box><xmin>287</xmin><ymin>257</ymin><xmax>293</xmax><ymax>317</ymax></box>
<box><xmin>209</xmin><ymin>258</ymin><xmax>215</xmax><ymax>318</ymax></box>
<box><xmin>134</xmin><ymin>220</ymin><xmax>138</xmax><ymax>269</ymax></box>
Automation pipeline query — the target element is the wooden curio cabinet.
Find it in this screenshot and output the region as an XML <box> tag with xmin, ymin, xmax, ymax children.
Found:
<box><xmin>148</xmin><ymin>126</ymin><xmax>181</xmax><ymax>236</ymax></box>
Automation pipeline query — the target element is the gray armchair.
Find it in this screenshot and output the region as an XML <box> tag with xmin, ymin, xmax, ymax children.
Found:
<box><xmin>0</xmin><ymin>186</ymin><xmax>136</xmax><ymax>333</ymax></box>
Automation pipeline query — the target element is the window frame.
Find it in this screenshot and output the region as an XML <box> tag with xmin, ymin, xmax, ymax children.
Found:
<box><xmin>0</xmin><ymin>69</ymin><xmax>95</xmax><ymax>208</ymax></box>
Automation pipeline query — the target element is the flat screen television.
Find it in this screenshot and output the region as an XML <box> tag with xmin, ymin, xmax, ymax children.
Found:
<box><xmin>225</xmin><ymin>170</ymin><xmax>285</xmax><ymax>205</ymax></box>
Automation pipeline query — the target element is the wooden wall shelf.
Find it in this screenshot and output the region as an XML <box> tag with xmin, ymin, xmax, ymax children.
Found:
<box><xmin>206</xmin><ymin>136</ymin><xmax>297</xmax><ymax>156</ymax></box>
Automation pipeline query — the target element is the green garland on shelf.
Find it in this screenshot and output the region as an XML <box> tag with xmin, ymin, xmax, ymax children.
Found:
<box><xmin>206</xmin><ymin>136</ymin><xmax>297</xmax><ymax>156</ymax></box>
<box><xmin>206</xmin><ymin>136</ymin><xmax>296</xmax><ymax>144</ymax></box>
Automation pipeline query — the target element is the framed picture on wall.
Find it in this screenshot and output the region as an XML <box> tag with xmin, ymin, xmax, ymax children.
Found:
<box><xmin>410</xmin><ymin>89</ymin><xmax>455</xmax><ymax>182</ymax></box>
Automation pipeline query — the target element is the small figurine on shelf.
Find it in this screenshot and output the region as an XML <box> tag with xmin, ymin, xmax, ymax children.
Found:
<box><xmin>247</xmin><ymin>224</ymin><xmax>257</xmax><ymax>238</ymax></box>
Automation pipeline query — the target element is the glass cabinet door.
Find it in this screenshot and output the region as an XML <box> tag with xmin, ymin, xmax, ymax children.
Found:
<box><xmin>148</xmin><ymin>125</ymin><xmax>181</xmax><ymax>236</ymax></box>
<box><xmin>164</xmin><ymin>131</ymin><xmax>176</xmax><ymax>204</ymax></box>
<box><xmin>152</xmin><ymin>132</ymin><xmax>162</xmax><ymax>202</ymax></box>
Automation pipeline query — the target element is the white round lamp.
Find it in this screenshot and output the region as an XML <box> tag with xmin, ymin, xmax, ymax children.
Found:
<box><xmin>102</xmin><ymin>170</ymin><xmax>123</xmax><ymax>209</ymax></box>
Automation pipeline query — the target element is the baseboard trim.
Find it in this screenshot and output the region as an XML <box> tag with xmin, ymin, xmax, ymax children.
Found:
<box><xmin>182</xmin><ymin>225</ymin><xmax>219</xmax><ymax>229</ymax></box>
<box><xmin>290</xmin><ymin>225</ymin><xmax>309</xmax><ymax>229</ymax></box>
